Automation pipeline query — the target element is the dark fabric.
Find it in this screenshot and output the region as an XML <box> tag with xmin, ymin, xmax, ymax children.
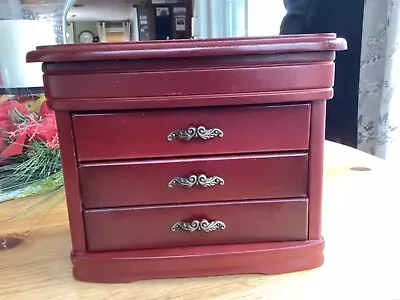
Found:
<box><xmin>279</xmin><ymin>0</ymin><xmax>365</xmax><ymax>147</ymax></box>
<box><xmin>280</xmin><ymin>0</ymin><xmax>320</xmax><ymax>34</ymax></box>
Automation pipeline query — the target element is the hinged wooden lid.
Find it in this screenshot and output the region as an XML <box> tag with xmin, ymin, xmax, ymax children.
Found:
<box><xmin>26</xmin><ymin>33</ymin><xmax>347</xmax><ymax>63</ymax></box>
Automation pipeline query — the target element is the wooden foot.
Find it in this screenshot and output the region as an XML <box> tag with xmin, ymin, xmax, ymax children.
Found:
<box><xmin>71</xmin><ymin>238</ymin><xmax>324</xmax><ymax>283</ymax></box>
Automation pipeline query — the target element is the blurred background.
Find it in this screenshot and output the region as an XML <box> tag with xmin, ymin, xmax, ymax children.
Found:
<box><xmin>63</xmin><ymin>0</ymin><xmax>285</xmax><ymax>43</ymax></box>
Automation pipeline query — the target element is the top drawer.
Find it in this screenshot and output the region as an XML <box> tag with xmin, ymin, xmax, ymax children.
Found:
<box><xmin>72</xmin><ymin>104</ymin><xmax>310</xmax><ymax>161</ymax></box>
<box><xmin>44</xmin><ymin>63</ymin><xmax>335</xmax><ymax>99</ymax></box>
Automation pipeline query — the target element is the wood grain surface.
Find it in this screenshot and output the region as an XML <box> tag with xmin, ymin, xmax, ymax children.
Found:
<box><xmin>72</xmin><ymin>104</ymin><xmax>311</xmax><ymax>161</ymax></box>
<box><xmin>1</xmin><ymin>141</ymin><xmax>400</xmax><ymax>300</ymax></box>
<box><xmin>79</xmin><ymin>153</ymin><xmax>309</xmax><ymax>208</ymax></box>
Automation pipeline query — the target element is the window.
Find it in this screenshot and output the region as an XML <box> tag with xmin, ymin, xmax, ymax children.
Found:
<box><xmin>193</xmin><ymin>0</ymin><xmax>286</xmax><ymax>39</ymax></box>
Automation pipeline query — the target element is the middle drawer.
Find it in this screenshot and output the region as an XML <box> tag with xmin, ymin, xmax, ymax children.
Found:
<box><xmin>79</xmin><ymin>152</ymin><xmax>309</xmax><ymax>208</ymax></box>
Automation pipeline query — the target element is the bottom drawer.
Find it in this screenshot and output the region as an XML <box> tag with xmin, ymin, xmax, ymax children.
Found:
<box><xmin>84</xmin><ymin>199</ymin><xmax>309</xmax><ymax>252</ymax></box>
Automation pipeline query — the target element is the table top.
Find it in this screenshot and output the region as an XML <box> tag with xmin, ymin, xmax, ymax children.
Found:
<box><xmin>1</xmin><ymin>141</ymin><xmax>399</xmax><ymax>300</ymax></box>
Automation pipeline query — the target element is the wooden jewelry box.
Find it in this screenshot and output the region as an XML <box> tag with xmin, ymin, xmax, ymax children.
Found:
<box><xmin>27</xmin><ymin>33</ymin><xmax>347</xmax><ymax>283</ymax></box>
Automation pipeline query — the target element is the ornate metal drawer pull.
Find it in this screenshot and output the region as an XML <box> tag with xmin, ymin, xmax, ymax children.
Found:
<box><xmin>171</xmin><ymin>219</ymin><xmax>226</xmax><ymax>233</ymax></box>
<box><xmin>167</xmin><ymin>126</ymin><xmax>223</xmax><ymax>142</ymax></box>
<box><xmin>168</xmin><ymin>174</ymin><xmax>198</xmax><ymax>188</ymax></box>
<box><xmin>168</xmin><ymin>174</ymin><xmax>224</xmax><ymax>188</ymax></box>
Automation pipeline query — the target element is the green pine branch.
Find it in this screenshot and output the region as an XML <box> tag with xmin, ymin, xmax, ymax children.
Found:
<box><xmin>0</xmin><ymin>141</ymin><xmax>62</xmax><ymax>195</ymax></box>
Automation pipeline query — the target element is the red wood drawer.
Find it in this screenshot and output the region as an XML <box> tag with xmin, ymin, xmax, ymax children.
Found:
<box><xmin>84</xmin><ymin>198</ymin><xmax>309</xmax><ymax>252</ymax></box>
<box><xmin>72</xmin><ymin>104</ymin><xmax>310</xmax><ymax>162</ymax></box>
<box><xmin>79</xmin><ymin>152</ymin><xmax>308</xmax><ymax>208</ymax></box>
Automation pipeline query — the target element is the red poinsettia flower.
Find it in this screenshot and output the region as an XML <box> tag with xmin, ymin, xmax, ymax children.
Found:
<box><xmin>0</xmin><ymin>99</ymin><xmax>29</xmax><ymax>128</ymax></box>
<box><xmin>0</xmin><ymin>101</ymin><xmax>13</xmax><ymax>149</ymax></box>
<box><xmin>25</xmin><ymin>113</ymin><xmax>58</xmax><ymax>143</ymax></box>
<box><xmin>39</xmin><ymin>99</ymin><xmax>52</xmax><ymax>116</ymax></box>
<box><xmin>0</xmin><ymin>96</ymin><xmax>58</xmax><ymax>157</ymax></box>
<box><xmin>0</xmin><ymin>132</ymin><xmax>26</xmax><ymax>157</ymax></box>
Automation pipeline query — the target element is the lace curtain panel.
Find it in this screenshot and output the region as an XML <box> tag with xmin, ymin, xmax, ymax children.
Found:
<box><xmin>358</xmin><ymin>0</ymin><xmax>400</xmax><ymax>162</ymax></box>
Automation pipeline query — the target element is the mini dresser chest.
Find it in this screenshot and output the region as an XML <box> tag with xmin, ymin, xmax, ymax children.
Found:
<box><xmin>27</xmin><ymin>34</ymin><xmax>347</xmax><ymax>283</ymax></box>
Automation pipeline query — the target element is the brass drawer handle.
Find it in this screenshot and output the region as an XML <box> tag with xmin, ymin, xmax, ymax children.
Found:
<box><xmin>171</xmin><ymin>219</ymin><xmax>226</xmax><ymax>233</ymax></box>
<box><xmin>167</xmin><ymin>126</ymin><xmax>224</xmax><ymax>142</ymax></box>
<box><xmin>168</xmin><ymin>174</ymin><xmax>224</xmax><ymax>188</ymax></box>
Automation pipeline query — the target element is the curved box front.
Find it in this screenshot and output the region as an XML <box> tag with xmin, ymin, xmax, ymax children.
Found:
<box><xmin>26</xmin><ymin>34</ymin><xmax>347</xmax><ymax>283</ymax></box>
<box><xmin>27</xmin><ymin>33</ymin><xmax>347</xmax><ymax>111</ymax></box>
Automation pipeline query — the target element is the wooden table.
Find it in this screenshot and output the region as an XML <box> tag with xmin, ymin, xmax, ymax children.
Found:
<box><xmin>1</xmin><ymin>141</ymin><xmax>399</xmax><ymax>300</ymax></box>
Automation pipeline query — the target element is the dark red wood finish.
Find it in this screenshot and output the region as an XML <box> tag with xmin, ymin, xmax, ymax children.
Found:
<box><xmin>44</xmin><ymin>90</ymin><xmax>333</xmax><ymax>112</ymax></box>
<box><xmin>308</xmin><ymin>101</ymin><xmax>327</xmax><ymax>240</ymax></box>
<box><xmin>73</xmin><ymin>104</ymin><xmax>310</xmax><ymax>161</ymax></box>
<box><xmin>27</xmin><ymin>33</ymin><xmax>345</xmax><ymax>62</ymax></box>
<box><xmin>79</xmin><ymin>153</ymin><xmax>308</xmax><ymax>208</ymax></box>
<box><xmin>42</xmin><ymin>51</ymin><xmax>335</xmax><ymax>73</ymax></box>
<box><xmin>71</xmin><ymin>239</ymin><xmax>324</xmax><ymax>283</ymax></box>
<box><xmin>27</xmin><ymin>34</ymin><xmax>347</xmax><ymax>283</ymax></box>
<box><xmin>45</xmin><ymin>64</ymin><xmax>334</xmax><ymax>99</ymax></box>
<box><xmin>42</xmin><ymin>52</ymin><xmax>336</xmax><ymax>112</ymax></box>
<box><xmin>84</xmin><ymin>199</ymin><xmax>308</xmax><ymax>251</ymax></box>
<box><xmin>55</xmin><ymin>112</ymin><xmax>86</xmax><ymax>252</ymax></box>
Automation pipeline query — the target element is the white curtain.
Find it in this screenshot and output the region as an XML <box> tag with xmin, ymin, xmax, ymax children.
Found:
<box><xmin>132</xmin><ymin>7</ymin><xmax>139</xmax><ymax>41</ymax></box>
<box><xmin>358</xmin><ymin>0</ymin><xmax>400</xmax><ymax>163</ymax></box>
<box><xmin>192</xmin><ymin>0</ymin><xmax>229</xmax><ymax>38</ymax></box>
<box><xmin>122</xmin><ymin>21</ymin><xmax>131</xmax><ymax>41</ymax></box>
<box><xmin>193</xmin><ymin>0</ymin><xmax>285</xmax><ymax>39</ymax></box>
<box><xmin>65</xmin><ymin>22</ymin><xmax>74</xmax><ymax>44</ymax></box>
<box><xmin>247</xmin><ymin>0</ymin><xmax>286</xmax><ymax>36</ymax></box>
<box><xmin>96</xmin><ymin>21</ymin><xmax>106</xmax><ymax>42</ymax></box>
